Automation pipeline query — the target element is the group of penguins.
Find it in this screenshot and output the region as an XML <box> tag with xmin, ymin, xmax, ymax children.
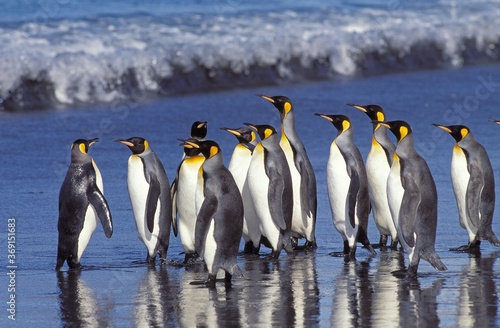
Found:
<box><xmin>56</xmin><ymin>94</ymin><xmax>500</xmax><ymax>286</ymax></box>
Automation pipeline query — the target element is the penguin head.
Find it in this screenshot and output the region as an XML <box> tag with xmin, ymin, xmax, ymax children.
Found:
<box><xmin>221</xmin><ymin>127</ymin><xmax>257</xmax><ymax>145</ymax></box>
<box><xmin>182</xmin><ymin>139</ymin><xmax>221</xmax><ymax>160</ymax></box>
<box><xmin>244</xmin><ymin>123</ymin><xmax>277</xmax><ymax>141</ymax></box>
<box><xmin>347</xmin><ymin>103</ymin><xmax>386</xmax><ymax>122</ymax></box>
<box><xmin>377</xmin><ymin>120</ymin><xmax>412</xmax><ymax>143</ymax></box>
<box><xmin>432</xmin><ymin>124</ymin><xmax>470</xmax><ymax>142</ymax></box>
<box><xmin>190</xmin><ymin>121</ymin><xmax>208</xmax><ymax>140</ymax></box>
<box><xmin>314</xmin><ymin>113</ymin><xmax>351</xmax><ymax>134</ymax></box>
<box><xmin>115</xmin><ymin>137</ymin><xmax>149</xmax><ymax>154</ymax></box>
<box><xmin>257</xmin><ymin>94</ymin><xmax>293</xmax><ymax>120</ymax></box>
<box><xmin>71</xmin><ymin>138</ymin><xmax>98</xmax><ymax>159</ymax></box>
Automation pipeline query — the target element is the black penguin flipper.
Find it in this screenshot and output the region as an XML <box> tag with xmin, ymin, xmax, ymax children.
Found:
<box><xmin>145</xmin><ymin>175</ymin><xmax>161</xmax><ymax>233</ymax></box>
<box><xmin>88</xmin><ymin>189</ymin><xmax>113</xmax><ymax>238</ymax></box>
<box><xmin>346</xmin><ymin>169</ymin><xmax>360</xmax><ymax>229</ymax></box>
<box><xmin>297</xmin><ymin>158</ymin><xmax>317</xmax><ymax>221</ymax></box>
<box><xmin>170</xmin><ymin>178</ymin><xmax>178</xmax><ymax>237</ymax></box>
<box><xmin>399</xmin><ymin>180</ymin><xmax>421</xmax><ymax>248</ymax></box>
<box><xmin>466</xmin><ymin>165</ymin><xmax>483</xmax><ymax>231</ymax></box>
<box><xmin>268</xmin><ymin>172</ymin><xmax>287</xmax><ymax>231</ymax></box>
<box><xmin>195</xmin><ymin>195</ymin><xmax>218</xmax><ymax>257</ymax></box>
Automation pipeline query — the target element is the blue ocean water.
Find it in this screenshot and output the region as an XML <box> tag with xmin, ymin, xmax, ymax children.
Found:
<box><xmin>1</xmin><ymin>0</ymin><xmax>499</xmax><ymax>111</ymax></box>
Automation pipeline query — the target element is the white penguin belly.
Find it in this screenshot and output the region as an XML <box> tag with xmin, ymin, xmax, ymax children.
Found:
<box><xmin>203</xmin><ymin>219</ymin><xmax>217</xmax><ymax>274</ymax></box>
<box><xmin>247</xmin><ymin>146</ymin><xmax>280</xmax><ymax>250</ymax></box>
<box><xmin>228</xmin><ymin>147</ymin><xmax>259</xmax><ymax>245</ymax></box>
<box><xmin>366</xmin><ymin>140</ymin><xmax>397</xmax><ymax>238</ymax></box>
<box><xmin>326</xmin><ymin>142</ymin><xmax>356</xmax><ymax>245</ymax></box>
<box><xmin>177</xmin><ymin>156</ymin><xmax>204</xmax><ymax>253</ymax></box>
<box><xmin>280</xmin><ymin>138</ymin><xmax>310</xmax><ymax>238</ymax></box>
<box><xmin>451</xmin><ymin>146</ymin><xmax>476</xmax><ymax>240</ymax></box>
<box><xmin>128</xmin><ymin>156</ymin><xmax>161</xmax><ymax>257</ymax></box>
<box><xmin>77</xmin><ymin>161</ymin><xmax>104</xmax><ymax>261</ymax></box>
<box><xmin>387</xmin><ymin>155</ymin><xmax>404</xmax><ymax>247</ymax></box>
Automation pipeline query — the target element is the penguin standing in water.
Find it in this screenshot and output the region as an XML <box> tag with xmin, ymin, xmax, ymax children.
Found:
<box><xmin>245</xmin><ymin>123</ymin><xmax>294</xmax><ymax>258</ymax></box>
<box><xmin>348</xmin><ymin>104</ymin><xmax>398</xmax><ymax>249</ymax></box>
<box><xmin>56</xmin><ymin>139</ymin><xmax>113</xmax><ymax>270</ymax></box>
<box><xmin>258</xmin><ymin>95</ymin><xmax>317</xmax><ymax>249</ymax></box>
<box><xmin>380</xmin><ymin>120</ymin><xmax>447</xmax><ymax>277</ymax></box>
<box><xmin>221</xmin><ymin>127</ymin><xmax>262</xmax><ymax>254</ymax></box>
<box><xmin>181</xmin><ymin>139</ymin><xmax>243</xmax><ymax>287</ymax></box>
<box><xmin>171</xmin><ymin>121</ymin><xmax>207</xmax><ymax>263</ymax></box>
<box><xmin>315</xmin><ymin>114</ymin><xmax>375</xmax><ymax>260</ymax></box>
<box><xmin>434</xmin><ymin>123</ymin><xmax>500</xmax><ymax>251</ymax></box>
<box><xmin>116</xmin><ymin>137</ymin><xmax>172</xmax><ymax>264</ymax></box>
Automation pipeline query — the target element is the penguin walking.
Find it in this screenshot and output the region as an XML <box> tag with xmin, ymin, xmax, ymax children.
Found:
<box><xmin>348</xmin><ymin>104</ymin><xmax>398</xmax><ymax>249</ymax></box>
<box><xmin>221</xmin><ymin>127</ymin><xmax>262</xmax><ymax>254</ymax></box>
<box><xmin>116</xmin><ymin>137</ymin><xmax>172</xmax><ymax>264</ymax></box>
<box><xmin>56</xmin><ymin>139</ymin><xmax>113</xmax><ymax>270</ymax></box>
<box><xmin>315</xmin><ymin>114</ymin><xmax>375</xmax><ymax>260</ymax></box>
<box><xmin>245</xmin><ymin>123</ymin><xmax>294</xmax><ymax>258</ymax></box>
<box><xmin>181</xmin><ymin>139</ymin><xmax>244</xmax><ymax>287</ymax></box>
<box><xmin>380</xmin><ymin>120</ymin><xmax>446</xmax><ymax>277</ymax></box>
<box><xmin>258</xmin><ymin>95</ymin><xmax>317</xmax><ymax>249</ymax></box>
<box><xmin>434</xmin><ymin>123</ymin><xmax>500</xmax><ymax>251</ymax></box>
<box><xmin>171</xmin><ymin>121</ymin><xmax>207</xmax><ymax>263</ymax></box>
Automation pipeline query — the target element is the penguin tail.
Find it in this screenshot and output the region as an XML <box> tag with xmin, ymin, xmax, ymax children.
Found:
<box><xmin>487</xmin><ymin>232</ymin><xmax>500</xmax><ymax>247</ymax></box>
<box><xmin>425</xmin><ymin>251</ymin><xmax>447</xmax><ymax>271</ymax></box>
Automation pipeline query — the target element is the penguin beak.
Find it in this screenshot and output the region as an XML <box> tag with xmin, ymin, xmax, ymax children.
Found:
<box><xmin>489</xmin><ymin>119</ymin><xmax>500</xmax><ymax>125</ymax></box>
<box><xmin>181</xmin><ymin>140</ymin><xmax>200</xmax><ymax>149</ymax></box>
<box><xmin>115</xmin><ymin>139</ymin><xmax>135</xmax><ymax>147</ymax></box>
<box><xmin>374</xmin><ymin>121</ymin><xmax>390</xmax><ymax>129</ymax></box>
<box><xmin>89</xmin><ymin>138</ymin><xmax>99</xmax><ymax>146</ymax></box>
<box><xmin>243</xmin><ymin>122</ymin><xmax>258</xmax><ymax>131</ymax></box>
<box><xmin>221</xmin><ymin>128</ymin><xmax>241</xmax><ymax>137</ymax></box>
<box><xmin>346</xmin><ymin>103</ymin><xmax>367</xmax><ymax>112</ymax></box>
<box><xmin>314</xmin><ymin>113</ymin><xmax>333</xmax><ymax>122</ymax></box>
<box><xmin>197</xmin><ymin>121</ymin><xmax>207</xmax><ymax>129</ymax></box>
<box><xmin>256</xmin><ymin>94</ymin><xmax>275</xmax><ymax>103</ymax></box>
<box><xmin>432</xmin><ymin>124</ymin><xmax>452</xmax><ymax>133</ymax></box>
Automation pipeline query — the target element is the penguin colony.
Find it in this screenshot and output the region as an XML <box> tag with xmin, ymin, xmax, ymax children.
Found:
<box><xmin>56</xmin><ymin>95</ymin><xmax>500</xmax><ymax>284</ymax></box>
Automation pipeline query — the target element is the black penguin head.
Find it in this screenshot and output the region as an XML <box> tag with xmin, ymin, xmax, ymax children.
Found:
<box><xmin>179</xmin><ymin>138</ymin><xmax>202</xmax><ymax>156</ymax></box>
<box><xmin>376</xmin><ymin>120</ymin><xmax>412</xmax><ymax>143</ymax></box>
<box><xmin>347</xmin><ymin>103</ymin><xmax>386</xmax><ymax>122</ymax></box>
<box><xmin>244</xmin><ymin>123</ymin><xmax>277</xmax><ymax>141</ymax></box>
<box><xmin>257</xmin><ymin>94</ymin><xmax>293</xmax><ymax>120</ymax></box>
<box><xmin>315</xmin><ymin>113</ymin><xmax>351</xmax><ymax>133</ymax></box>
<box><xmin>115</xmin><ymin>137</ymin><xmax>149</xmax><ymax>154</ymax></box>
<box><xmin>433</xmin><ymin>124</ymin><xmax>470</xmax><ymax>142</ymax></box>
<box><xmin>190</xmin><ymin>121</ymin><xmax>208</xmax><ymax>140</ymax></box>
<box><xmin>71</xmin><ymin>138</ymin><xmax>98</xmax><ymax>159</ymax></box>
<box><xmin>182</xmin><ymin>140</ymin><xmax>220</xmax><ymax>159</ymax></box>
<box><xmin>221</xmin><ymin>127</ymin><xmax>256</xmax><ymax>145</ymax></box>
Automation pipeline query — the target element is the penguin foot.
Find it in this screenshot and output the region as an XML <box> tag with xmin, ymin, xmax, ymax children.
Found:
<box><xmin>450</xmin><ymin>241</ymin><xmax>481</xmax><ymax>252</ymax></box>
<box><xmin>390</xmin><ymin>240</ymin><xmax>400</xmax><ymax>250</ymax></box>
<box><xmin>205</xmin><ymin>274</ymin><xmax>217</xmax><ymax>289</ymax></box>
<box><xmin>329</xmin><ymin>251</ymin><xmax>347</xmax><ymax>257</ymax></box>
<box><xmin>183</xmin><ymin>252</ymin><xmax>200</xmax><ymax>264</ymax></box>
<box><xmin>372</xmin><ymin>235</ymin><xmax>388</xmax><ymax>249</ymax></box>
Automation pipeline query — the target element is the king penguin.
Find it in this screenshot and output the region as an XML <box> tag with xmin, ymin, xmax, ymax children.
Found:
<box><xmin>181</xmin><ymin>139</ymin><xmax>244</xmax><ymax>287</ymax></box>
<box><xmin>56</xmin><ymin>138</ymin><xmax>113</xmax><ymax>270</ymax></box>
<box><xmin>434</xmin><ymin>123</ymin><xmax>500</xmax><ymax>251</ymax></box>
<box><xmin>348</xmin><ymin>103</ymin><xmax>398</xmax><ymax>249</ymax></box>
<box><xmin>116</xmin><ymin>137</ymin><xmax>172</xmax><ymax>264</ymax></box>
<box><xmin>315</xmin><ymin>114</ymin><xmax>375</xmax><ymax>260</ymax></box>
<box><xmin>244</xmin><ymin>123</ymin><xmax>294</xmax><ymax>258</ymax></box>
<box><xmin>258</xmin><ymin>94</ymin><xmax>317</xmax><ymax>249</ymax></box>
<box><xmin>221</xmin><ymin>127</ymin><xmax>262</xmax><ymax>254</ymax></box>
<box><xmin>171</xmin><ymin>121</ymin><xmax>207</xmax><ymax>263</ymax></box>
<box><xmin>380</xmin><ymin>120</ymin><xmax>447</xmax><ymax>277</ymax></box>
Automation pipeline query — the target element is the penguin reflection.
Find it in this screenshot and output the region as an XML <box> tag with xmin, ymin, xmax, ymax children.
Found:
<box><xmin>57</xmin><ymin>270</ymin><xmax>108</xmax><ymax>326</ymax></box>
<box><xmin>134</xmin><ymin>267</ymin><xmax>178</xmax><ymax>327</ymax></box>
<box><xmin>456</xmin><ymin>252</ymin><xmax>499</xmax><ymax>327</ymax></box>
<box><xmin>330</xmin><ymin>260</ymin><xmax>374</xmax><ymax>328</ymax></box>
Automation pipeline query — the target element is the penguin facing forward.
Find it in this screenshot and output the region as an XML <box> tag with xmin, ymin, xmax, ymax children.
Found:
<box><xmin>56</xmin><ymin>139</ymin><xmax>113</xmax><ymax>270</ymax></box>
<box><xmin>315</xmin><ymin>114</ymin><xmax>375</xmax><ymax>260</ymax></box>
<box><xmin>221</xmin><ymin>127</ymin><xmax>262</xmax><ymax>254</ymax></box>
<box><xmin>171</xmin><ymin>121</ymin><xmax>207</xmax><ymax>263</ymax></box>
<box><xmin>348</xmin><ymin>103</ymin><xmax>398</xmax><ymax>249</ymax></box>
<box><xmin>181</xmin><ymin>139</ymin><xmax>244</xmax><ymax>287</ymax></box>
<box><xmin>380</xmin><ymin>120</ymin><xmax>447</xmax><ymax>277</ymax></box>
<box><xmin>116</xmin><ymin>137</ymin><xmax>172</xmax><ymax>264</ymax></box>
<box><xmin>258</xmin><ymin>94</ymin><xmax>317</xmax><ymax>249</ymax></box>
<box><xmin>244</xmin><ymin>123</ymin><xmax>294</xmax><ymax>258</ymax></box>
<box><xmin>434</xmin><ymin>123</ymin><xmax>500</xmax><ymax>251</ymax></box>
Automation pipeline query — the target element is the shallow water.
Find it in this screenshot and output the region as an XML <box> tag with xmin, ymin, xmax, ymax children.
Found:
<box><xmin>2</xmin><ymin>64</ymin><xmax>500</xmax><ymax>326</ymax></box>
